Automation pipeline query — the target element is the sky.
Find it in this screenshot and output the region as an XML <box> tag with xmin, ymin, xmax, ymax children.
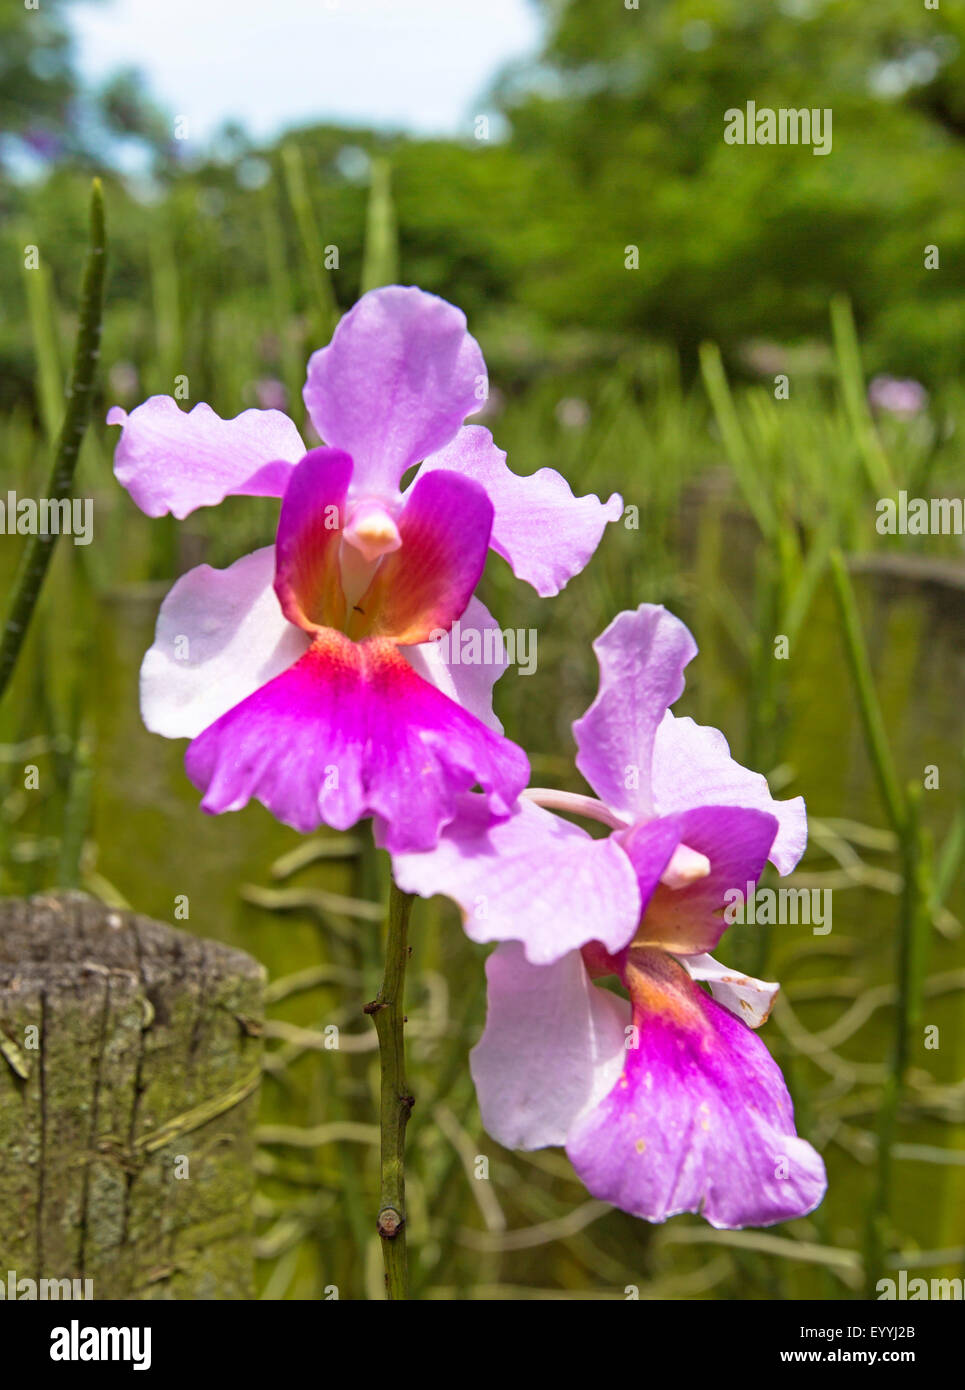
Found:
<box><xmin>70</xmin><ymin>0</ymin><xmax>544</xmax><ymax>143</ymax></box>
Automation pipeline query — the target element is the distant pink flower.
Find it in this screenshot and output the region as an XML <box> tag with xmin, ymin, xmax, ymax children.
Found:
<box><xmin>394</xmin><ymin>605</ymin><xmax>826</xmax><ymax>1227</ymax></box>
<box><xmin>252</xmin><ymin>377</ymin><xmax>288</xmax><ymax>412</ymax></box>
<box><xmin>108</xmin><ymin>286</ymin><xmax>622</xmax><ymax>852</ymax></box>
<box><xmin>108</xmin><ymin>361</ymin><xmax>140</xmax><ymax>404</ymax></box>
<box><xmin>868</xmin><ymin>374</ymin><xmax>928</xmax><ymax>417</ymax></box>
<box><xmin>555</xmin><ymin>397</ymin><xmax>591</xmax><ymax>430</ymax></box>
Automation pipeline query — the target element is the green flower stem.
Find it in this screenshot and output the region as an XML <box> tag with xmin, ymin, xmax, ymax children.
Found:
<box><xmin>363</xmin><ymin>877</ymin><xmax>415</xmax><ymax>1299</ymax></box>
<box><xmin>829</xmin><ymin>551</ymin><xmax>908</xmax><ymax>837</ymax></box>
<box><xmin>0</xmin><ymin>179</ymin><xmax>107</xmax><ymax>706</ymax></box>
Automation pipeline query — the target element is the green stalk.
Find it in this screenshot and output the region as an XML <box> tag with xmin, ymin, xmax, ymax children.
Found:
<box><xmin>829</xmin><ymin>551</ymin><xmax>907</xmax><ymax>837</ymax></box>
<box><xmin>260</xmin><ymin>187</ymin><xmax>306</xmax><ymax>429</ymax></box>
<box><xmin>698</xmin><ymin>341</ymin><xmax>779</xmax><ymax>541</ymax></box>
<box><xmin>360</xmin><ymin>158</ymin><xmax>399</xmax><ymax>293</ymax></box>
<box><xmin>0</xmin><ymin>180</ymin><xmax>107</xmax><ymax>706</ymax></box>
<box><xmin>830</xmin><ymin>296</ymin><xmax>894</xmax><ymax>497</ymax></box>
<box><xmin>281</xmin><ymin>144</ymin><xmax>338</xmax><ymax>344</ymax></box>
<box><xmin>24</xmin><ymin>259</ymin><xmax>64</xmax><ymax>445</ymax></box>
<box><xmin>363</xmin><ymin>878</ymin><xmax>415</xmax><ymax>1299</ymax></box>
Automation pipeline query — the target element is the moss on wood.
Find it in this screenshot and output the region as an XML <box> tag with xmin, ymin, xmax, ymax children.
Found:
<box><xmin>0</xmin><ymin>893</ymin><xmax>264</xmax><ymax>1299</ymax></box>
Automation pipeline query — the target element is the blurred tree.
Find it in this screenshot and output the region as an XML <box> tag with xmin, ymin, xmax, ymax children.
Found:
<box><xmin>0</xmin><ymin>0</ymin><xmax>79</xmax><ymax>174</ymax></box>
<box><xmin>490</xmin><ymin>0</ymin><xmax>965</xmax><ymax>375</ymax></box>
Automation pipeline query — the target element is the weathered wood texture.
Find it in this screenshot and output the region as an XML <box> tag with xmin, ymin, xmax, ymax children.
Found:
<box><xmin>0</xmin><ymin>893</ymin><xmax>265</xmax><ymax>1299</ymax></box>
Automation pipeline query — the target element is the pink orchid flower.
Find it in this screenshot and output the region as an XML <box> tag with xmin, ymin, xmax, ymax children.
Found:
<box><xmin>108</xmin><ymin>286</ymin><xmax>622</xmax><ymax>852</ymax></box>
<box><xmin>393</xmin><ymin>604</ymin><xmax>827</xmax><ymax>1227</ymax></box>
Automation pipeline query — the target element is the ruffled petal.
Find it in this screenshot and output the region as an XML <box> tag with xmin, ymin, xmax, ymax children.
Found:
<box><xmin>401</xmin><ymin>596</ymin><xmax>509</xmax><ymax>734</ymax></box>
<box><xmin>628</xmin><ymin>804</ymin><xmax>778</xmax><ymax>956</ymax></box>
<box><xmin>565</xmin><ymin>948</ymin><xmax>827</xmax><ymax>1228</ymax></box>
<box><xmin>303</xmin><ymin>286</ymin><xmax>485</xmax><ymax>496</ymax></box>
<box><xmin>679</xmin><ymin>953</ymin><xmax>779</xmax><ymax>1028</ymax></box>
<box><xmin>108</xmin><ymin>397</ymin><xmax>303</xmax><ymax>518</ymax></box>
<box><xmin>353</xmin><ymin>470</ymin><xmax>493</xmax><ymax>645</ymax></box>
<box><xmin>390</xmin><ymin>794</ymin><xmax>641</xmax><ymax>964</ymax></box>
<box><xmin>140</xmin><ymin>546</ymin><xmax>309</xmax><ymax>741</ymax></box>
<box><xmin>573</xmin><ymin>605</ymin><xmax>698</xmax><ymax>823</ymax></box>
<box><xmin>184</xmin><ymin>632</ymin><xmax>528</xmax><ymax>853</ymax></box>
<box><xmin>418</xmin><ymin>425</ymin><xmax>623</xmax><ymax>597</ymax></box>
<box><xmin>470</xmin><ymin>944</ymin><xmax>629</xmax><ymax>1150</ymax></box>
<box><xmin>651</xmin><ymin>713</ymin><xmax>807</xmax><ymax>875</ymax></box>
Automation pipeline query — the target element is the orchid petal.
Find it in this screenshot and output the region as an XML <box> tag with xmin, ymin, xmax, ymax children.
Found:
<box><xmin>566</xmin><ymin>949</ymin><xmax>827</xmax><ymax>1228</ymax></box>
<box><xmin>185</xmin><ymin>632</ymin><xmax>528</xmax><ymax>853</ymax></box>
<box><xmin>401</xmin><ymin>596</ymin><xmax>509</xmax><ymax>734</ymax></box>
<box><xmin>303</xmin><ymin>286</ymin><xmax>485</xmax><ymax>496</ymax></box>
<box><xmin>418</xmin><ymin>425</ymin><xmax>623</xmax><ymax>596</ymax></box>
<box><xmin>273</xmin><ymin>447</ymin><xmax>352</xmax><ymax>632</ymax></box>
<box><xmin>470</xmin><ymin>943</ymin><xmax>629</xmax><ymax>1150</ymax></box>
<box><xmin>573</xmin><ymin>605</ymin><xmax>697</xmax><ymax>823</ymax></box>
<box><xmin>651</xmin><ymin>713</ymin><xmax>807</xmax><ymax>874</ymax></box>
<box><xmin>628</xmin><ymin>805</ymin><xmax>778</xmax><ymax>956</ymax></box>
<box><xmin>140</xmin><ymin>546</ymin><xmax>309</xmax><ymax>741</ymax></box>
<box><xmin>391</xmin><ymin>794</ymin><xmax>641</xmax><ymax>964</ymax></box>
<box><xmin>679</xmin><ymin>953</ymin><xmax>780</xmax><ymax>1028</ymax></box>
<box><xmin>108</xmin><ymin>397</ymin><xmax>303</xmax><ymax>518</ymax></box>
<box><xmin>354</xmin><ymin>470</ymin><xmax>493</xmax><ymax>645</ymax></box>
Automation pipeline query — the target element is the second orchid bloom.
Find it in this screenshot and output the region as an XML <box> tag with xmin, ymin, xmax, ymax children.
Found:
<box><xmin>394</xmin><ymin>604</ymin><xmax>827</xmax><ymax>1229</ymax></box>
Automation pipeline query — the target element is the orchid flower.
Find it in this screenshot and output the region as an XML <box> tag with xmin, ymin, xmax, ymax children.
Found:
<box><xmin>108</xmin><ymin>286</ymin><xmax>622</xmax><ymax>853</ymax></box>
<box><xmin>392</xmin><ymin>604</ymin><xmax>827</xmax><ymax>1227</ymax></box>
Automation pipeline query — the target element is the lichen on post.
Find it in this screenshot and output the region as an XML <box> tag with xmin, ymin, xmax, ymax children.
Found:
<box><xmin>0</xmin><ymin>892</ymin><xmax>265</xmax><ymax>1299</ymax></box>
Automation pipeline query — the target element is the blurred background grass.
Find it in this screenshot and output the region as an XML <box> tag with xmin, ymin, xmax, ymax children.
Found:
<box><xmin>1</xmin><ymin>0</ymin><xmax>963</xmax><ymax>1299</ymax></box>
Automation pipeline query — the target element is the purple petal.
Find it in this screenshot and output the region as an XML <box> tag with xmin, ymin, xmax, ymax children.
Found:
<box><xmin>401</xmin><ymin>595</ymin><xmax>510</xmax><ymax>734</ymax></box>
<box><xmin>355</xmin><ymin>470</ymin><xmax>493</xmax><ymax>645</ymax></box>
<box><xmin>418</xmin><ymin>425</ymin><xmax>623</xmax><ymax>596</ymax></box>
<box><xmin>303</xmin><ymin>286</ymin><xmax>485</xmax><ymax>497</ymax></box>
<box><xmin>679</xmin><ymin>953</ymin><xmax>779</xmax><ymax>1028</ymax></box>
<box><xmin>273</xmin><ymin>447</ymin><xmax>353</xmax><ymax>632</ymax></box>
<box><xmin>627</xmin><ymin>804</ymin><xmax>778</xmax><ymax>956</ymax></box>
<box><xmin>108</xmin><ymin>396</ymin><xmax>303</xmax><ymax>518</ymax></box>
<box><xmin>573</xmin><ymin>605</ymin><xmax>698</xmax><ymax>822</ymax></box>
<box><xmin>185</xmin><ymin>632</ymin><xmax>528</xmax><ymax>852</ymax></box>
<box><xmin>615</xmin><ymin>814</ymin><xmax>686</xmax><ymax>913</ymax></box>
<box><xmin>140</xmin><ymin>546</ymin><xmax>309</xmax><ymax>740</ymax></box>
<box><xmin>390</xmin><ymin>795</ymin><xmax>642</xmax><ymax>964</ymax></box>
<box><xmin>566</xmin><ymin>948</ymin><xmax>827</xmax><ymax>1228</ymax></box>
<box><xmin>651</xmin><ymin>713</ymin><xmax>807</xmax><ymax>874</ymax></box>
<box><xmin>470</xmin><ymin>943</ymin><xmax>629</xmax><ymax>1150</ymax></box>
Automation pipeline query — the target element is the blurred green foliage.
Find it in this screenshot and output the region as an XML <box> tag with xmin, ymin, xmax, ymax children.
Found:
<box><xmin>2</xmin><ymin>0</ymin><xmax>964</xmax><ymax>416</ymax></box>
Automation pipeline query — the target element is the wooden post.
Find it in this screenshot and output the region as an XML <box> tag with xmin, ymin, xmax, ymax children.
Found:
<box><xmin>0</xmin><ymin>892</ymin><xmax>265</xmax><ymax>1300</ymax></box>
